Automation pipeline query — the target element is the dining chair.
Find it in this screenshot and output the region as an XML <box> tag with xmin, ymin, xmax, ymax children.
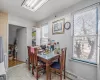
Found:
<box><xmin>27</xmin><ymin>46</ymin><xmax>30</xmax><ymax>70</ymax></box>
<box><xmin>50</xmin><ymin>48</ymin><xmax>67</xmax><ymax>80</ymax></box>
<box><xmin>27</xmin><ymin>46</ymin><xmax>34</xmax><ymax>71</ymax></box>
<box><xmin>32</xmin><ymin>48</ymin><xmax>46</xmax><ymax>80</ymax></box>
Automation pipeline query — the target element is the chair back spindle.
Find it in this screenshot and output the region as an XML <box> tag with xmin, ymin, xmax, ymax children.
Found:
<box><xmin>33</xmin><ymin>48</ymin><xmax>38</xmax><ymax>66</ymax></box>
<box><xmin>60</xmin><ymin>48</ymin><xmax>67</xmax><ymax>70</ymax></box>
<box><xmin>27</xmin><ymin>46</ymin><xmax>34</xmax><ymax>70</ymax></box>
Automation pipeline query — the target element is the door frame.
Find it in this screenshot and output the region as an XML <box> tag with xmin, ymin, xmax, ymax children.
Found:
<box><xmin>7</xmin><ymin>24</ymin><xmax>27</xmax><ymax>68</ymax></box>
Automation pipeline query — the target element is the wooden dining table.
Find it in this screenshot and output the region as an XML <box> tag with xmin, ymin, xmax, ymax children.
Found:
<box><xmin>37</xmin><ymin>52</ymin><xmax>60</xmax><ymax>80</ymax></box>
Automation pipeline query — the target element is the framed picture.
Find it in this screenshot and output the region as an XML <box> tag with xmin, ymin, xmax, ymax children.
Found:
<box><xmin>52</xmin><ymin>19</ymin><xmax>65</xmax><ymax>34</ymax></box>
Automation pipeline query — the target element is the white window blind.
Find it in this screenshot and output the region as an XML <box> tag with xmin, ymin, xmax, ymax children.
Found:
<box><xmin>42</xmin><ymin>23</ymin><xmax>48</xmax><ymax>38</ymax></box>
<box><xmin>41</xmin><ymin>23</ymin><xmax>48</xmax><ymax>45</ymax></box>
<box><xmin>73</xmin><ymin>6</ymin><xmax>98</xmax><ymax>64</ymax></box>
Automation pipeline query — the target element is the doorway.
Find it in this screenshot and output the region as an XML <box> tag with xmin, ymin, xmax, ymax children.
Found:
<box><xmin>8</xmin><ymin>24</ymin><xmax>27</xmax><ymax>67</ymax></box>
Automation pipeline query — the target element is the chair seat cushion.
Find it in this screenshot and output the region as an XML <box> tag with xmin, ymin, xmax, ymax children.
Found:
<box><xmin>51</xmin><ymin>62</ymin><xmax>60</xmax><ymax>69</ymax></box>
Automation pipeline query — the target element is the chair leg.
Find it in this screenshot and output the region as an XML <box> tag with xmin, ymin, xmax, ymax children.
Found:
<box><xmin>60</xmin><ymin>72</ymin><xmax>62</xmax><ymax>80</ymax></box>
<box><xmin>28</xmin><ymin>58</ymin><xmax>30</xmax><ymax>70</ymax></box>
<box><xmin>64</xmin><ymin>69</ymin><xmax>66</xmax><ymax>79</ymax></box>
<box><xmin>32</xmin><ymin>65</ymin><xmax>34</xmax><ymax>75</ymax></box>
<box><xmin>36</xmin><ymin>67</ymin><xmax>38</xmax><ymax>80</ymax></box>
<box><xmin>50</xmin><ymin>70</ymin><xmax>51</xmax><ymax>80</ymax></box>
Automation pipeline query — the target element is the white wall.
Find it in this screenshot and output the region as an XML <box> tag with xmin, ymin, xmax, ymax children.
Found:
<box><xmin>9</xmin><ymin>25</ymin><xmax>20</xmax><ymax>44</ymax></box>
<box><xmin>37</xmin><ymin>0</ymin><xmax>100</xmax><ymax>80</ymax></box>
<box><xmin>9</xmin><ymin>29</ymin><xmax>16</xmax><ymax>44</ymax></box>
<box><xmin>8</xmin><ymin>14</ymin><xmax>36</xmax><ymax>46</ymax></box>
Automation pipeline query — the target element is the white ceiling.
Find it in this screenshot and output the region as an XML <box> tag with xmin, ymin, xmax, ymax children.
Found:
<box><xmin>0</xmin><ymin>0</ymin><xmax>82</xmax><ymax>22</ymax></box>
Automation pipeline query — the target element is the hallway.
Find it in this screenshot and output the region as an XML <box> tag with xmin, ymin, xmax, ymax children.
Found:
<box><xmin>8</xmin><ymin>60</ymin><xmax>24</xmax><ymax>67</ymax></box>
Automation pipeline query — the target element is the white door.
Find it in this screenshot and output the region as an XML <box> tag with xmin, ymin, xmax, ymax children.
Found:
<box><xmin>36</xmin><ymin>28</ymin><xmax>40</xmax><ymax>45</ymax></box>
<box><xmin>17</xmin><ymin>27</ymin><xmax>27</xmax><ymax>62</ymax></box>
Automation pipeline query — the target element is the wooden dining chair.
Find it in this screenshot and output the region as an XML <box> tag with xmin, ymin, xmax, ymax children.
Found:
<box><xmin>27</xmin><ymin>46</ymin><xmax>34</xmax><ymax>71</ymax></box>
<box><xmin>27</xmin><ymin>46</ymin><xmax>31</xmax><ymax>70</ymax></box>
<box><xmin>50</xmin><ymin>48</ymin><xmax>67</xmax><ymax>80</ymax></box>
<box><xmin>32</xmin><ymin>48</ymin><xmax>46</xmax><ymax>80</ymax></box>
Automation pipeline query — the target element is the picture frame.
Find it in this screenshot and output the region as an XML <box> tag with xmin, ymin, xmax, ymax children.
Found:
<box><xmin>52</xmin><ymin>19</ymin><xmax>65</xmax><ymax>34</ymax></box>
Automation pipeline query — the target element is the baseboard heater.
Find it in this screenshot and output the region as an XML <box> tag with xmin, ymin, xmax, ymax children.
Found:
<box><xmin>53</xmin><ymin>70</ymin><xmax>86</xmax><ymax>80</ymax></box>
<box><xmin>66</xmin><ymin>71</ymin><xmax>86</xmax><ymax>80</ymax></box>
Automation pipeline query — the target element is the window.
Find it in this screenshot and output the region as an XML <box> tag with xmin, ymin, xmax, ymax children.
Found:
<box><xmin>42</xmin><ymin>23</ymin><xmax>48</xmax><ymax>38</ymax></box>
<box><xmin>73</xmin><ymin>7</ymin><xmax>98</xmax><ymax>64</ymax></box>
<box><xmin>41</xmin><ymin>23</ymin><xmax>48</xmax><ymax>45</ymax></box>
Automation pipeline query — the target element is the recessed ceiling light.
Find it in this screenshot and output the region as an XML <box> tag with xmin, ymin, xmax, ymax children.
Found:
<box><xmin>22</xmin><ymin>0</ymin><xmax>50</xmax><ymax>12</ymax></box>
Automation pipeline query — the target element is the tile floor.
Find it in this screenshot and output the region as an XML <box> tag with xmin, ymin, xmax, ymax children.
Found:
<box><xmin>7</xmin><ymin>63</ymin><xmax>69</xmax><ymax>80</ymax></box>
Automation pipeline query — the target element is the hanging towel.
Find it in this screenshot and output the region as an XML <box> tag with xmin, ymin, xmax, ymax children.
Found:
<box><xmin>0</xmin><ymin>37</ymin><xmax>4</xmax><ymax>63</ymax></box>
<box><xmin>31</xmin><ymin>47</ymin><xmax>34</xmax><ymax>53</ymax></box>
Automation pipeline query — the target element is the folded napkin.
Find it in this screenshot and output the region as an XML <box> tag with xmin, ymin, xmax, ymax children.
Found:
<box><xmin>31</xmin><ymin>47</ymin><xmax>34</xmax><ymax>53</ymax></box>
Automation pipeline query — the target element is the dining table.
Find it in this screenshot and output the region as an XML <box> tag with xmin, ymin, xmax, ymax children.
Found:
<box><xmin>37</xmin><ymin>51</ymin><xmax>60</xmax><ymax>80</ymax></box>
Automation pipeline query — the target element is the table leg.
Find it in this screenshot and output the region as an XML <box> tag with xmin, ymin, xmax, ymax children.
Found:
<box><xmin>46</xmin><ymin>63</ymin><xmax>49</xmax><ymax>80</ymax></box>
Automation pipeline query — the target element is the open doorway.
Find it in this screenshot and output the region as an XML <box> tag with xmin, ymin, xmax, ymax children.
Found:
<box><xmin>32</xmin><ymin>27</ymin><xmax>36</xmax><ymax>46</ymax></box>
<box><xmin>8</xmin><ymin>24</ymin><xmax>27</xmax><ymax>67</ymax></box>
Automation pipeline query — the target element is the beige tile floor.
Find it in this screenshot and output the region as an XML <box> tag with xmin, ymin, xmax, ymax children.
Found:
<box><xmin>7</xmin><ymin>63</ymin><xmax>69</xmax><ymax>80</ymax></box>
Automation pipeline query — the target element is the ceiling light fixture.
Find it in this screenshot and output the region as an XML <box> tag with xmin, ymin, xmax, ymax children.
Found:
<box><xmin>22</xmin><ymin>0</ymin><xmax>50</xmax><ymax>12</ymax></box>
